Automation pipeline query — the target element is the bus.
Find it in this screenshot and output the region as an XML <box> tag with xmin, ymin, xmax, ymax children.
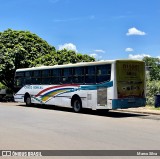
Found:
<box><xmin>14</xmin><ymin>60</ymin><xmax>146</xmax><ymax>112</ymax></box>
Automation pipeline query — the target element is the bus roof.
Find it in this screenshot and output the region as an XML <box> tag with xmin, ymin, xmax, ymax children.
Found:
<box><xmin>16</xmin><ymin>59</ymin><xmax>143</xmax><ymax>72</ymax></box>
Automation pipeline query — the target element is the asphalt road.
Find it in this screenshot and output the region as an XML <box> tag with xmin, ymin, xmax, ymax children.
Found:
<box><xmin>0</xmin><ymin>102</ymin><xmax>160</xmax><ymax>158</ymax></box>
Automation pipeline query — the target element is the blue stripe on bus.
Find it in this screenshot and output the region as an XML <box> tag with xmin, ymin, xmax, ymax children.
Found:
<box><xmin>80</xmin><ymin>81</ymin><xmax>113</xmax><ymax>90</ymax></box>
<box><xmin>112</xmin><ymin>98</ymin><xmax>146</xmax><ymax>109</ymax></box>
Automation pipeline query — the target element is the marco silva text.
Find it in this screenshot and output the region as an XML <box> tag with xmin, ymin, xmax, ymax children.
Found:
<box><xmin>137</xmin><ymin>151</ymin><xmax>158</xmax><ymax>156</ymax></box>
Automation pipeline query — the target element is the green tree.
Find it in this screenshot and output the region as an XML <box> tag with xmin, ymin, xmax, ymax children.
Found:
<box><xmin>0</xmin><ymin>29</ymin><xmax>95</xmax><ymax>90</ymax></box>
<box><xmin>143</xmin><ymin>56</ymin><xmax>160</xmax><ymax>80</ymax></box>
<box><xmin>33</xmin><ymin>49</ymin><xmax>95</xmax><ymax>66</ymax></box>
<box><xmin>0</xmin><ymin>29</ymin><xmax>56</xmax><ymax>90</ymax></box>
<box><xmin>55</xmin><ymin>49</ymin><xmax>95</xmax><ymax>65</ymax></box>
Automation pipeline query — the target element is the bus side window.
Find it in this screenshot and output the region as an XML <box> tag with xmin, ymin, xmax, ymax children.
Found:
<box><xmin>85</xmin><ymin>66</ymin><xmax>96</xmax><ymax>84</ymax></box>
<box><xmin>61</xmin><ymin>68</ymin><xmax>72</xmax><ymax>84</ymax></box>
<box><xmin>32</xmin><ymin>70</ymin><xmax>42</xmax><ymax>84</ymax></box>
<box><xmin>25</xmin><ymin>71</ymin><xmax>32</xmax><ymax>84</ymax></box>
<box><xmin>73</xmin><ymin>67</ymin><xmax>84</xmax><ymax>84</ymax></box>
<box><xmin>41</xmin><ymin>69</ymin><xmax>51</xmax><ymax>84</ymax></box>
<box><xmin>96</xmin><ymin>64</ymin><xmax>111</xmax><ymax>83</ymax></box>
<box><xmin>16</xmin><ymin>72</ymin><xmax>25</xmax><ymax>77</ymax></box>
<box><xmin>52</xmin><ymin>69</ymin><xmax>61</xmax><ymax>84</ymax></box>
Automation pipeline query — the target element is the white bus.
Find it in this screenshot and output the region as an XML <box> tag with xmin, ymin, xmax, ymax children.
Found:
<box><xmin>14</xmin><ymin>60</ymin><xmax>146</xmax><ymax>112</ymax></box>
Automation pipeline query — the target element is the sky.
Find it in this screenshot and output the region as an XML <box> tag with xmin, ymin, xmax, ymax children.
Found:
<box><xmin>0</xmin><ymin>0</ymin><xmax>160</xmax><ymax>60</ymax></box>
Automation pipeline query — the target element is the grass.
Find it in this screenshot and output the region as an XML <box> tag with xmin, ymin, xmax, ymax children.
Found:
<box><xmin>146</xmin><ymin>105</ymin><xmax>160</xmax><ymax>110</ymax></box>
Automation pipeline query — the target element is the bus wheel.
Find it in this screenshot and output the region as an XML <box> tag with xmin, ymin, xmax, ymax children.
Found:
<box><xmin>73</xmin><ymin>98</ymin><xmax>82</xmax><ymax>113</ymax></box>
<box><xmin>25</xmin><ymin>94</ymin><xmax>31</xmax><ymax>106</ymax></box>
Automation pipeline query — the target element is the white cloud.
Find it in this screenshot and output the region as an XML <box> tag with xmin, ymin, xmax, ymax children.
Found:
<box><xmin>58</xmin><ymin>43</ymin><xmax>78</xmax><ymax>52</ymax></box>
<box><xmin>94</xmin><ymin>49</ymin><xmax>105</xmax><ymax>53</ymax></box>
<box><xmin>128</xmin><ymin>54</ymin><xmax>151</xmax><ymax>60</ymax></box>
<box><xmin>90</xmin><ymin>53</ymin><xmax>97</xmax><ymax>57</ymax></box>
<box><xmin>126</xmin><ymin>27</ymin><xmax>146</xmax><ymax>36</ymax></box>
<box><xmin>125</xmin><ymin>48</ymin><xmax>134</xmax><ymax>52</ymax></box>
<box><xmin>90</xmin><ymin>53</ymin><xmax>102</xmax><ymax>59</ymax></box>
<box><xmin>90</xmin><ymin>49</ymin><xmax>105</xmax><ymax>59</ymax></box>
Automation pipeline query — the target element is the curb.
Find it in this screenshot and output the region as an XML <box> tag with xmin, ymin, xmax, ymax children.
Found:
<box><xmin>116</xmin><ymin>109</ymin><xmax>160</xmax><ymax>115</ymax></box>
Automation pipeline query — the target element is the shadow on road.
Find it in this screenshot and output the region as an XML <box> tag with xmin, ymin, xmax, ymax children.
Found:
<box><xmin>16</xmin><ymin>103</ymin><xmax>148</xmax><ymax>118</ymax></box>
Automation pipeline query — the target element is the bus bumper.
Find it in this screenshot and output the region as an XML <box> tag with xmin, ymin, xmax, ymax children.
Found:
<box><xmin>14</xmin><ymin>94</ymin><xmax>24</xmax><ymax>103</ymax></box>
<box><xmin>112</xmin><ymin>98</ymin><xmax>146</xmax><ymax>110</ymax></box>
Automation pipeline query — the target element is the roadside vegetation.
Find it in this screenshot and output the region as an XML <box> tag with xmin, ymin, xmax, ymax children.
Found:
<box><xmin>143</xmin><ymin>57</ymin><xmax>160</xmax><ymax>107</ymax></box>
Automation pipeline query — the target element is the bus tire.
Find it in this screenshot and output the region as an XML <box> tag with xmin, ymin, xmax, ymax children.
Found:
<box><xmin>24</xmin><ymin>93</ymin><xmax>32</xmax><ymax>106</ymax></box>
<box><xmin>72</xmin><ymin>96</ymin><xmax>82</xmax><ymax>113</ymax></box>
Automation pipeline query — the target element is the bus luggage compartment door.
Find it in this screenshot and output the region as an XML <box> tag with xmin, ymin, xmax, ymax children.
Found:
<box><xmin>97</xmin><ymin>87</ymin><xmax>107</xmax><ymax>106</ymax></box>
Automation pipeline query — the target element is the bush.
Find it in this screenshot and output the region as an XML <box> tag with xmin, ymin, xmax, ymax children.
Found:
<box><xmin>0</xmin><ymin>83</ymin><xmax>6</xmax><ymax>89</ymax></box>
<box><xmin>146</xmin><ymin>80</ymin><xmax>160</xmax><ymax>105</ymax></box>
<box><xmin>0</xmin><ymin>82</ymin><xmax>14</xmax><ymax>102</ymax></box>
